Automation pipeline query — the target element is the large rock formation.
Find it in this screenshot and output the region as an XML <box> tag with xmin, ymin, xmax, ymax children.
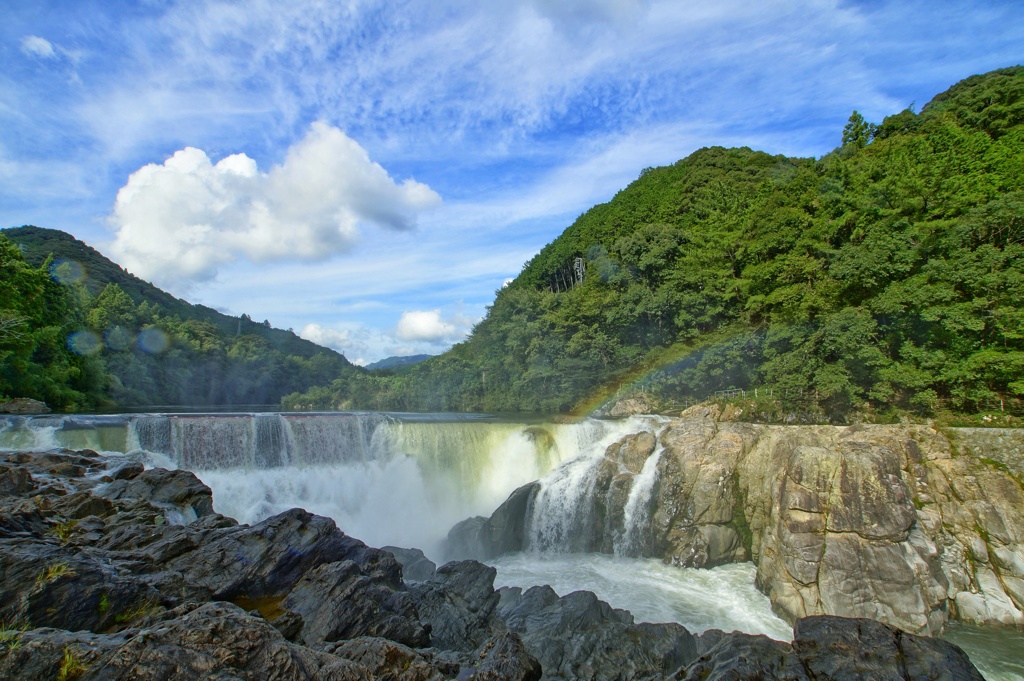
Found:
<box><xmin>452</xmin><ymin>415</ymin><xmax>1024</xmax><ymax>636</ymax></box>
<box><xmin>0</xmin><ymin>447</ymin><xmax>985</xmax><ymax>679</ymax></box>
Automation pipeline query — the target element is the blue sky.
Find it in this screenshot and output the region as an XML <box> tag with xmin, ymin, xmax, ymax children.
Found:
<box><xmin>2</xmin><ymin>1</ymin><xmax>1021</xmax><ymax>364</ymax></box>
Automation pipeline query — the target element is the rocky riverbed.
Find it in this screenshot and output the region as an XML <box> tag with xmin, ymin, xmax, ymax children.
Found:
<box><xmin>0</xmin><ymin>447</ymin><xmax>985</xmax><ymax>680</ymax></box>
<box><xmin>450</xmin><ymin>410</ymin><xmax>1024</xmax><ymax>639</ymax></box>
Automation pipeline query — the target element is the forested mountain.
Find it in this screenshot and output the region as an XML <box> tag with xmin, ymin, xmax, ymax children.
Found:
<box><xmin>365</xmin><ymin>355</ymin><xmax>433</xmax><ymax>371</ymax></box>
<box><xmin>286</xmin><ymin>66</ymin><xmax>1024</xmax><ymax>419</ymax></box>
<box><xmin>1</xmin><ymin>227</ymin><xmax>357</xmax><ymax>410</ymax></box>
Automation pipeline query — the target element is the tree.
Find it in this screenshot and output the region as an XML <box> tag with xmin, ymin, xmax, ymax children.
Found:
<box><xmin>842</xmin><ymin>110</ymin><xmax>876</xmax><ymax>149</ymax></box>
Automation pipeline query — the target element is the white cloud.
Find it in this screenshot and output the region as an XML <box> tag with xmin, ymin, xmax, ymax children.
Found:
<box><xmin>20</xmin><ymin>35</ymin><xmax>56</xmax><ymax>59</ymax></box>
<box><xmin>396</xmin><ymin>310</ymin><xmax>464</xmax><ymax>343</ymax></box>
<box><xmin>108</xmin><ymin>122</ymin><xmax>441</xmax><ymax>289</ymax></box>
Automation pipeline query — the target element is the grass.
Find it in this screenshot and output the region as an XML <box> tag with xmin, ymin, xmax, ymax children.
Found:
<box><xmin>0</xmin><ymin>618</ymin><xmax>29</xmax><ymax>651</ymax></box>
<box><xmin>48</xmin><ymin>518</ymin><xmax>78</xmax><ymax>544</ymax></box>
<box><xmin>57</xmin><ymin>647</ymin><xmax>87</xmax><ymax>681</ymax></box>
<box><xmin>114</xmin><ymin>598</ymin><xmax>159</xmax><ymax>624</ymax></box>
<box><xmin>35</xmin><ymin>562</ymin><xmax>76</xmax><ymax>588</ymax></box>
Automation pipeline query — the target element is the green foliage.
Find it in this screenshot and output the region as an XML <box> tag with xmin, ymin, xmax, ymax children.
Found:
<box><xmin>0</xmin><ymin>234</ymin><xmax>98</xmax><ymax>410</ymax></box>
<box><xmin>2</xmin><ymin>227</ymin><xmax>362</xmax><ymax>409</ymax></box>
<box><xmin>35</xmin><ymin>562</ymin><xmax>75</xmax><ymax>587</ymax></box>
<box><xmin>57</xmin><ymin>647</ymin><xmax>87</xmax><ymax>681</ymax></box>
<box><xmin>287</xmin><ymin>66</ymin><xmax>1024</xmax><ymax>418</ymax></box>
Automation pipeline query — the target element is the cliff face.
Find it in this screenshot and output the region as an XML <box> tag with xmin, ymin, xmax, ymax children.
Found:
<box><xmin>455</xmin><ymin>413</ymin><xmax>1024</xmax><ymax>635</ymax></box>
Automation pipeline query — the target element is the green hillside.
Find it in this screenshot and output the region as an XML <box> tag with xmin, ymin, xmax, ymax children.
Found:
<box><xmin>4</xmin><ymin>226</ymin><xmax>338</xmax><ymax>360</ymax></box>
<box><xmin>1</xmin><ymin>227</ymin><xmax>357</xmax><ymax>410</ymax></box>
<box><xmin>286</xmin><ymin>66</ymin><xmax>1024</xmax><ymax>420</ymax></box>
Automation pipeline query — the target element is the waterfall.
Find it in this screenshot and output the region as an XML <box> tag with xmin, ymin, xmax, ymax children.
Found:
<box><xmin>1</xmin><ymin>411</ymin><xmax>622</xmax><ymax>559</ymax></box>
<box><xmin>524</xmin><ymin>417</ymin><xmax>665</xmax><ymax>557</ymax></box>
<box><xmin>616</xmin><ymin>444</ymin><xmax>663</xmax><ymax>557</ymax></box>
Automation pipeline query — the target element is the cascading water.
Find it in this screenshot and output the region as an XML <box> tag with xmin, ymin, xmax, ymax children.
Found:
<box><xmin>525</xmin><ymin>418</ymin><xmax>665</xmax><ymax>557</ymax></box>
<box><xmin>2</xmin><ymin>411</ymin><xmax>1019</xmax><ymax>679</ymax></box>
<box><xmin>0</xmin><ymin>411</ymin><xmax>626</xmax><ymax>557</ymax></box>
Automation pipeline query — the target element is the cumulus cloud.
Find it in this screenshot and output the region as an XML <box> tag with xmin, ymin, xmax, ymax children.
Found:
<box><xmin>108</xmin><ymin>121</ymin><xmax>441</xmax><ymax>289</ymax></box>
<box><xmin>396</xmin><ymin>310</ymin><xmax>460</xmax><ymax>343</ymax></box>
<box><xmin>21</xmin><ymin>35</ymin><xmax>56</xmax><ymax>59</ymax></box>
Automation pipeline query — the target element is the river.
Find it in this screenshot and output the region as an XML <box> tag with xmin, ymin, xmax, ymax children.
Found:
<box><xmin>1</xmin><ymin>411</ymin><xmax>1019</xmax><ymax>679</ymax></box>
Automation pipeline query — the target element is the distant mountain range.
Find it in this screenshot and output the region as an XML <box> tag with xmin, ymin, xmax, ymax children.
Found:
<box><xmin>365</xmin><ymin>355</ymin><xmax>432</xmax><ymax>371</ymax></box>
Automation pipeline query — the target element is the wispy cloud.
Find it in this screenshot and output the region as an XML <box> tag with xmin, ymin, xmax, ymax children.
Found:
<box><xmin>20</xmin><ymin>35</ymin><xmax>56</xmax><ymax>59</ymax></box>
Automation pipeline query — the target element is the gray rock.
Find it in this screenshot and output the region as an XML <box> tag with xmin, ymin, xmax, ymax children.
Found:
<box><xmin>283</xmin><ymin>559</ymin><xmax>428</xmax><ymax>647</ymax></box>
<box><xmin>383</xmin><ymin>545</ymin><xmax>437</xmax><ymax>582</ymax></box>
<box><xmin>410</xmin><ymin>560</ymin><xmax>505</xmax><ymax>652</ymax></box>
<box><xmin>498</xmin><ymin>585</ymin><xmax>699</xmax><ymax>681</ymax></box>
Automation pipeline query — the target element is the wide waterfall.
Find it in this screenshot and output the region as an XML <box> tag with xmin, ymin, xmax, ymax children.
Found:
<box><xmin>0</xmin><ymin>411</ymin><xmax>644</xmax><ymax>557</ymax></box>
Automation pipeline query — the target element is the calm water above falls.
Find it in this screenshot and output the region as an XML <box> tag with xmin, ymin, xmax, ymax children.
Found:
<box><xmin>1</xmin><ymin>411</ymin><xmax>1020</xmax><ymax>680</ymax></box>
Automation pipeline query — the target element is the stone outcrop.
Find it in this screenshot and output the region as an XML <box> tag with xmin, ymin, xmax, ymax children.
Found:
<box><xmin>0</xmin><ymin>447</ymin><xmax>986</xmax><ymax>680</ymax></box>
<box><xmin>0</xmin><ymin>397</ymin><xmax>50</xmax><ymax>414</ymax></box>
<box><xmin>456</xmin><ymin>416</ymin><xmax>1024</xmax><ymax>635</ymax></box>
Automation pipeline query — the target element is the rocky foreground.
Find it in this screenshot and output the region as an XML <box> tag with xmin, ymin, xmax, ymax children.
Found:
<box><xmin>1</xmin><ymin>448</ymin><xmax>984</xmax><ymax>680</ymax></box>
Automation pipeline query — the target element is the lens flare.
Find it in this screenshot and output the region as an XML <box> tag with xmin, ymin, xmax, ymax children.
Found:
<box><xmin>137</xmin><ymin>327</ymin><xmax>170</xmax><ymax>354</ymax></box>
<box><xmin>67</xmin><ymin>330</ymin><xmax>102</xmax><ymax>356</ymax></box>
<box><xmin>50</xmin><ymin>259</ymin><xmax>86</xmax><ymax>285</ymax></box>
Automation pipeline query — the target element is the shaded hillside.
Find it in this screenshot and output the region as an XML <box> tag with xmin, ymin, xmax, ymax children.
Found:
<box><xmin>286</xmin><ymin>66</ymin><xmax>1024</xmax><ymax>418</ymax></box>
<box><xmin>5</xmin><ymin>226</ymin><xmax>338</xmax><ymax>361</ymax></box>
<box><xmin>1</xmin><ymin>227</ymin><xmax>358</xmax><ymax>409</ymax></box>
<box><xmin>366</xmin><ymin>355</ymin><xmax>432</xmax><ymax>371</ymax></box>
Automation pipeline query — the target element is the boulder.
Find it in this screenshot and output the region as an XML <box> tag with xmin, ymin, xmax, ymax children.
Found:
<box><xmin>383</xmin><ymin>545</ymin><xmax>437</xmax><ymax>582</ymax></box>
<box><xmin>498</xmin><ymin>585</ymin><xmax>698</xmax><ymax>681</ymax></box>
<box><xmin>410</xmin><ymin>560</ymin><xmax>506</xmax><ymax>652</ymax></box>
<box><xmin>0</xmin><ymin>398</ymin><xmax>50</xmax><ymax>414</ymax></box>
<box><xmin>283</xmin><ymin>559</ymin><xmax>428</xmax><ymax>647</ymax></box>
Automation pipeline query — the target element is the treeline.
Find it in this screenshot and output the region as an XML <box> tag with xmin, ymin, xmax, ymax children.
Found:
<box><xmin>286</xmin><ymin>66</ymin><xmax>1024</xmax><ymax>418</ymax></box>
<box><xmin>1</xmin><ymin>230</ymin><xmax>356</xmax><ymax>411</ymax></box>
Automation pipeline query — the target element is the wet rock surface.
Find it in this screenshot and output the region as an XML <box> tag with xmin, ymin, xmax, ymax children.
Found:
<box><xmin>0</xmin><ymin>448</ymin><xmax>984</xmax><ymax>680</ymax></box>
<box><xmin>461</xmin><ymin>416</ymin><xmax>1024</xmax><ymax>635</ymax></box>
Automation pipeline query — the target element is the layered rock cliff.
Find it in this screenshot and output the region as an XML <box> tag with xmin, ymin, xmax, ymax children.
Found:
<box><xmin>451</xmin><ymin>411</ymin><xmax>1024</xmax><ymax>636</ymax></box>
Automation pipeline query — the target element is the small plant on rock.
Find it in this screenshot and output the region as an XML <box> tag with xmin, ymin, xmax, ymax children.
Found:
<box><xmin>114</xmin><ymin>598</ymin><xmax>159</xmax><ymax>624</ymax></box>
<box><xmin>35</xmin><ymin>562</ymin><xmax>76</xmax><ymax>587</ymax></box>
<box><xmin>57</xmin><ymin>646</ymin><xmax>87</xmax><ymax>681</ymax></box>
<box><xmin>49</xmin><ymin>518</ymin><xmax>78</xmax><ymax>543</ymax></box>
<box><xmin>0</xmin><ymin>618</ymin><xmax>29</xmax><ymax>650</ymax></box>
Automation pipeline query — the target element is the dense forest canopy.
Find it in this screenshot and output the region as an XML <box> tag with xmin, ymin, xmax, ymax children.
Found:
<box><xmin>1</xmin><ymin>227</ymin><xmax>358</xmax><ymax>411</ymax></box>
<box><xmin>285</xmin><ymin>66</ymin><xmax>1024</xmax><ymax>420</ymax></box>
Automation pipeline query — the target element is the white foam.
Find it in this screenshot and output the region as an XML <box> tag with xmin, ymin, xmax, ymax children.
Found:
<box><xmin>489</xmin><ymin>552</ymin><xmax>793</xmax><ymax>640</ymax></box>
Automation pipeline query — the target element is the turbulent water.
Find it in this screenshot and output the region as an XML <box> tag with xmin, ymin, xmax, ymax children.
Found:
<box><xmin>1</xmin><ymin>411</ymin><xmax>1019</xmax><ymax>679</ymax></box>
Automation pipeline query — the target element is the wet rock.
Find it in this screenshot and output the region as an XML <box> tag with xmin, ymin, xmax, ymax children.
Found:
<box><xmin>0</xmin><ymin>601</ymin><xmax>361</xmax><ymax>680</ymax></box>
<box><xmin>448</xmin><ymin>483</ymin><xmax>538</xmax><ymax>560</ymax></box>
<box><xmin>793</xmin><ymin>615</ymin><xmax>984</xmax><ymax>681</ymax></box>
<box><xmin>0</xmin><ymin>397</ymin><xmax>50</xmax><ymax>414</ymax></box>
<box><xmin>0</xmin><ymin>465</ymin><xmax>34</xmax><ymax>496</ymax></box>
<box><xmin>324</xmin><ymin>636</ymin><xmax>451</xmax><ymax>680</ymax></box>
<box><xmin>468</xmin><ymin>632</ymin><xmax>543</xmax><ymax>681</ymax></box>
<box><xmin>383</xmin><ymin>545</ymin><xmax>437</xmax><ymax>582</ymax></box>
<box><xmin>675</xmin><ymin>633</ymin><xmax>809</xmax><ymax>681</ymax></box>
<box><xmin>498</xmin><ymin>585</ymin><xmax>698</xmax><ymax>681</ymax></box>
<box><xmin>283</xmin><ymin>559</ymin><xmax>428</xmax><ymax>647</ymax></box>
<box><xmin>168</xmin><ymin>507</ymin><xmax>401</xmax><ymax>601</ymax></box>
<box><xmin>410</xmin><ymin>560</ymin><xmax>505</xmax><ymax>652</ymax></box>
<box><xmin>99</xmin><ymin>468</ymin><xmax>215</xmax><ymax>520</ymax></box>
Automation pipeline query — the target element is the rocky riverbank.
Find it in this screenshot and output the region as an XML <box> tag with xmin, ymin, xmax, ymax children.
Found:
<box><xmin>450</xmin><ymin>409</ymin><xmax>1024</xmax><ymax>639</ymax></box>
<box><xmin>0</xmin><ymin>447</ymin><xmax>984</xmax><ymax>680</ymax></box>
